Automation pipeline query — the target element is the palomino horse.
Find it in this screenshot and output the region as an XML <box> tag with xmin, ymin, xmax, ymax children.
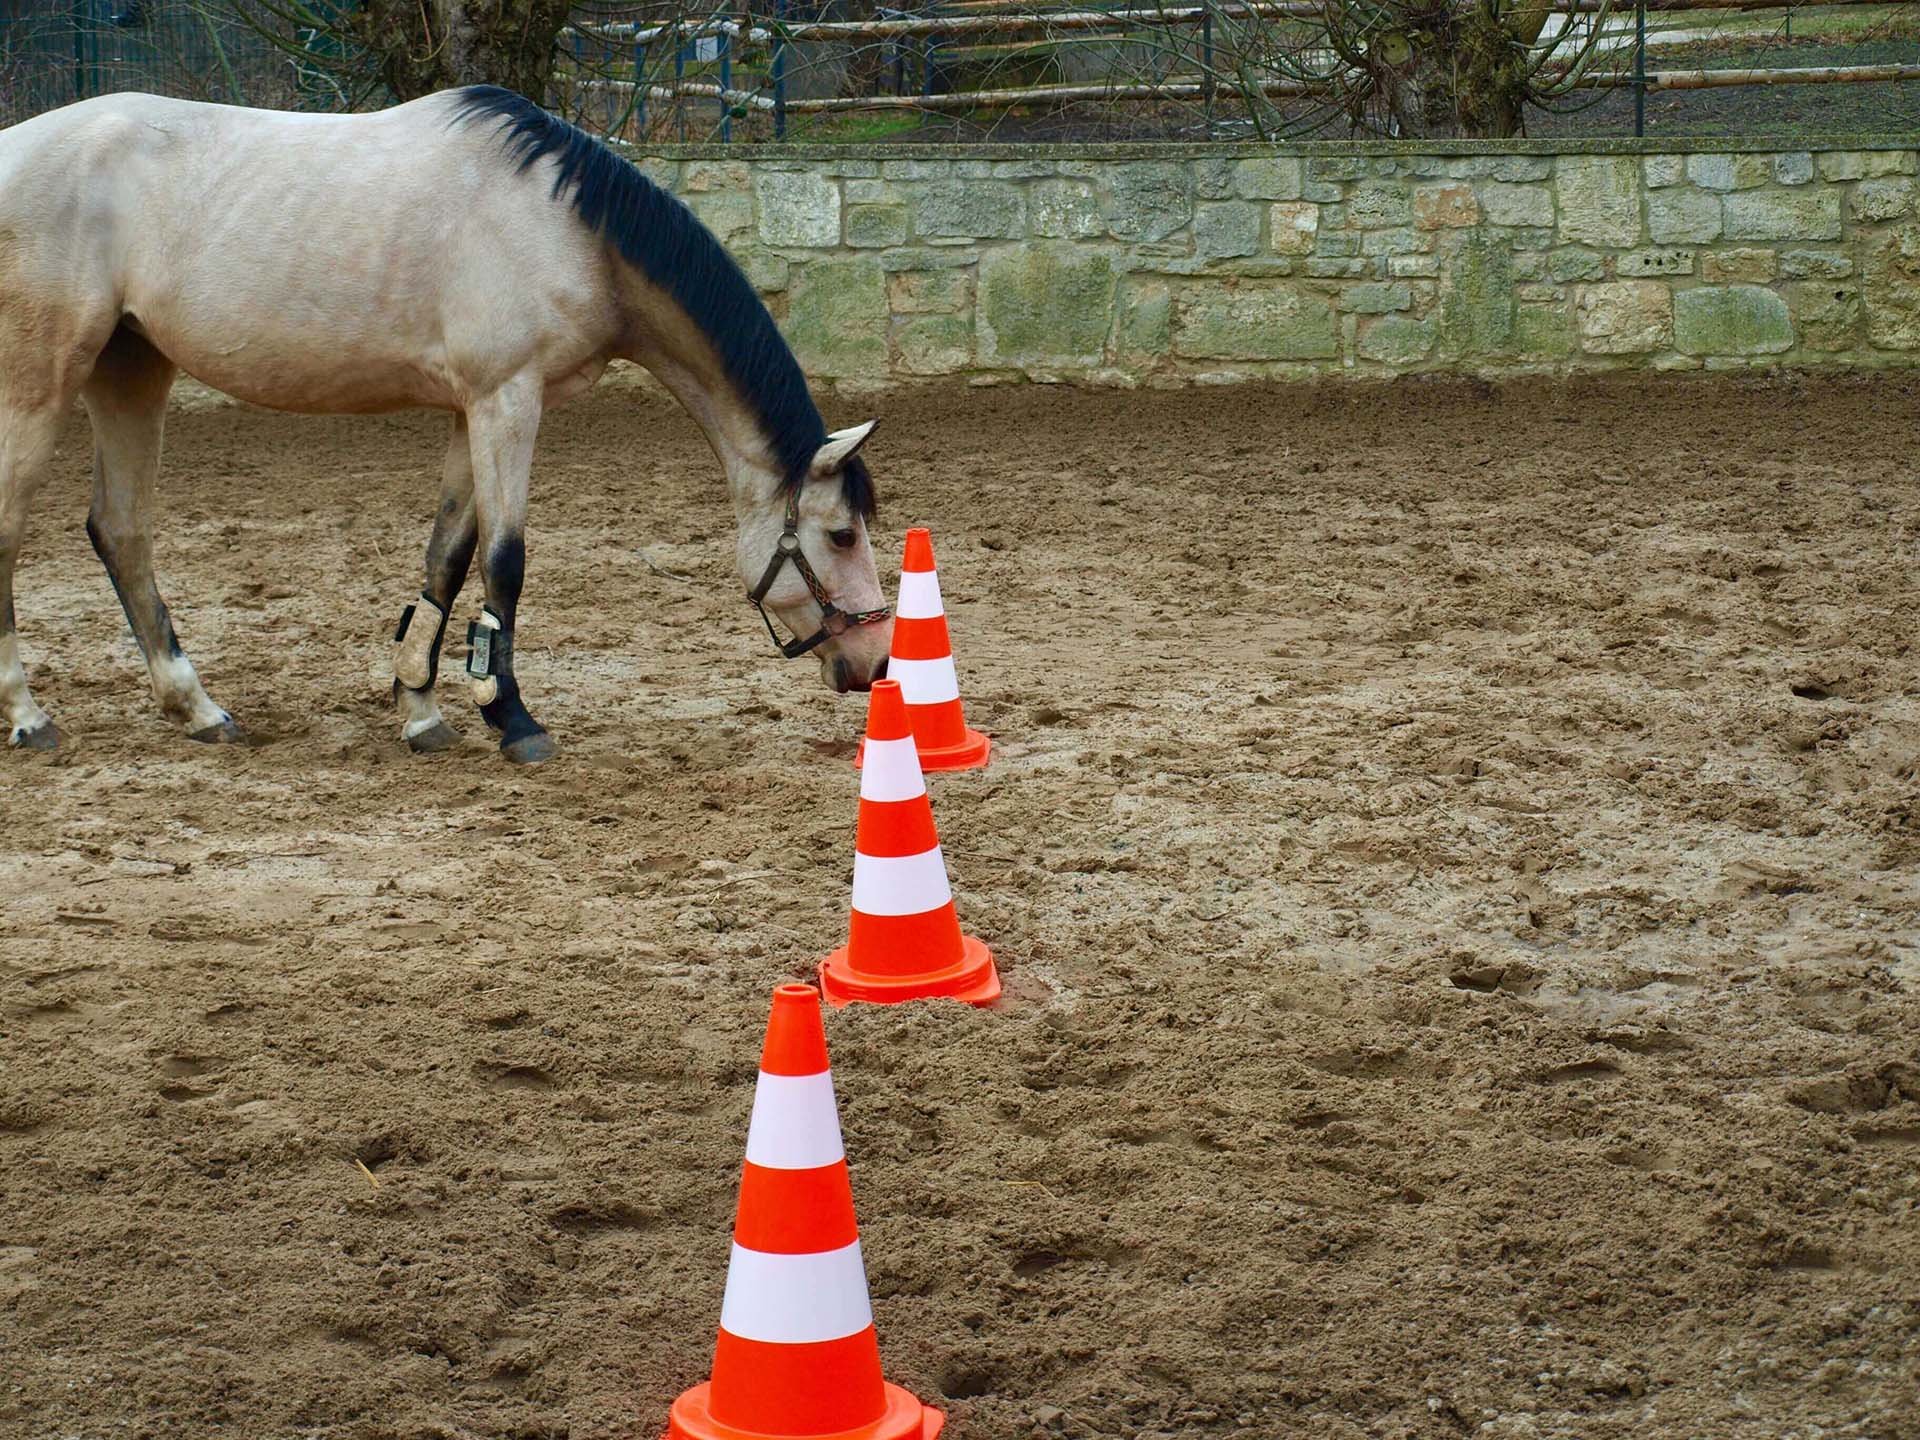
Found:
<box><xmin>0</xmin><ymin>87</ymin><xmax>892</xmax><ymax>763</ymax></box>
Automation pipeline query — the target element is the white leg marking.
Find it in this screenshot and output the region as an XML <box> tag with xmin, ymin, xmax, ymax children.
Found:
<box><xmin>0</xmin><ymin>633</ymin><xmax>52</xmax><ymax>742</ymax></box>
<box><xmin>149</xmin><ymin>651</ymin><xmax>228</xmax><ymax>732</ymax></box>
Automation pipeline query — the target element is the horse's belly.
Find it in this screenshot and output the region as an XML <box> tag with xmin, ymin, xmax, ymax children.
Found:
<box><xmin>131</xmin><ymin>309</ymin><xmax>456</xmax><ymax>414</ymax></box>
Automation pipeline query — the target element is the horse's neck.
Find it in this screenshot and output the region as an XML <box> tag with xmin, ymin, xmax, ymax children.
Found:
<box><xmin>629</xmin><ymin>346</ymin><xmax>784</xmax><ymax>517</ymax></box>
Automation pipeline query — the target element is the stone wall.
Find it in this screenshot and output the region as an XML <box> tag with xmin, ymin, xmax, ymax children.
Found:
<box><xmin>631</xmin><ymin>141</ymin><xmax>1920</xmax><ymax>384</ymax></box>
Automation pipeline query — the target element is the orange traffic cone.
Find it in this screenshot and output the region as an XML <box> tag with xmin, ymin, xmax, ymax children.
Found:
<box><xmin>821</xmin><ymin>680</ymin><xmax>1000</xmax><ymax>1008</ymax></box>
<box><xmin>667</xmin><ymin>984</ymin><xmax>943</xmax><ymax>1440</ymax></box>
<box><xmin>867</xmin><ymin>528</ymin><xmax>990</xmax><ymax>773</ymax></box>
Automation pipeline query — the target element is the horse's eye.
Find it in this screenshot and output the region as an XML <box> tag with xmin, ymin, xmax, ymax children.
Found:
<box><xmin>829</xmin><ymin>528</ymin><xmax>858</xmax><ymax>551</ymax></box>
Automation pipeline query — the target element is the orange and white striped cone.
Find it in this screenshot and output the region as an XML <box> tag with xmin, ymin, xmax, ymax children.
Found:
<box><xmin>862</xmin><ymin>527</ymin><xmax>989</xmax><ymax>773</ymax></box>
<box><xmin>822</xmin><ymin>680</ymin><xmax>1000</xmax><ymax>1008</ymax></box>
<box><xmin>667</xmin><ymin>983</ymin><xmax>943</xmax><ymax>1440</ymax></box>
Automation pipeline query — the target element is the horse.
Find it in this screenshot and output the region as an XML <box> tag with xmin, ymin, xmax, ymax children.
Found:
<box><xmin>0</xmin><ymin>86</ymin><xmax>893</xmax><ymax>764</ymax></box>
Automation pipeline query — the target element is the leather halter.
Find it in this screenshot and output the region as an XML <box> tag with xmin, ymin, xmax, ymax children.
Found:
<box><xmin>747</xmin><ymin>484</ymin><xmax>891</xmax><ymax>659</ymax></box>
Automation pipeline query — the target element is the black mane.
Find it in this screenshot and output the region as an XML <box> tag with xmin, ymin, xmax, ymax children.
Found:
<box><xmin>450</xmin><ymin>86</ymin><xmax>874</xmax><ymax>517</ymax></box>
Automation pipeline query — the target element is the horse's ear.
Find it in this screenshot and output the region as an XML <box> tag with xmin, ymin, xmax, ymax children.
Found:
<box><xmin>812</xmin><ymin>420</ymin><xmax>877</xmax><ymax>474</ymax></box>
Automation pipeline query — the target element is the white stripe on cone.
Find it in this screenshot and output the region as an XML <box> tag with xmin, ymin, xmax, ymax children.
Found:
<box><xmin>859</xmin><ymin>737</ymin><xmax>927</xmax><ymax>804</ymax></box>
<box><xmin>851</xmin><ymin>847</ymin><xmax>953</xmax><ymax>916</ymax></box>
<box><xmin>720</xmin><ymin>1240</ymin><xmax>874</xmax><ymax>1345</ymax></box>
<box><xmin>744</xmin><ymin>1071</ymin><xmax>845</xmax><ymax>1170</ymax></box>
<box><xmin>894</xmin><ymin>570</ymin><xmax>945</xmax><ymax>621</ymax></box>
<box><xmin>887</xmin><ymin>654</ymin><xmax>961</xmax><ymax>707</ymax></box>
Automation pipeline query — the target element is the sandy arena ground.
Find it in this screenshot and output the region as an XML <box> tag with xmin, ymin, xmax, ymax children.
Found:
<box><xmin>3</xmin><ymin>375</ymin><xmax>1918</xmax><ymax>1440</ymax></box>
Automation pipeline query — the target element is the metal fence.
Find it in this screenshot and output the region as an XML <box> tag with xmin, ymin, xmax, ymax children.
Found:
<box><xmin>4</xmin><ymin>0</ymin><xmax>1919</xmax><ymax>139</ymax></box>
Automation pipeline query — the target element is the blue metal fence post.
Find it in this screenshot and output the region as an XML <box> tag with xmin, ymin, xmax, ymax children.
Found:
<box><xmin>1201</xmin><ymin>4</ymin><xmax>1215</xmax><ymax>138</ymax></box>
<box><xmin>773</xmin><ymin>0</ymin><xmax>788</xmax><ymax>139</ymax></box>
<box><xmin>719</xmin><ymin>19</ymin><xmax>732</xmax><ymax>142</ymax></box>
<box><xmin>1633</xmin><ymin>0</ymin><xmax>1647</xmax><ymax>137</ymax></box>
<box><xmin>675</xmin><ymin>38</ymin><xmax>687</xmax><ymax>141</ymax></box>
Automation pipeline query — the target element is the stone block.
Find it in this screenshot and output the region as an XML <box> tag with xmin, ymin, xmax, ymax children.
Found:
<box><xmin>1644</xmin><ymin>155</ymin><xmax>1685</xmax><ymax>189</ymax></box>
<box><xmin>1270</xmin><ymin>202</ymin><xmax>1319</xmax><ymax>255</ymax></box>
<box><xmin>1234</xmin><ymin>157</ymin><xmax>1303</xmax><ymax>201</ymax></box>
<box><xmin>1414</xmin><ymin>184</ymin><xmax>1480</xmax><ymax>229</ymax></box>
<box><xmin>845</xmin><ymin>205</ymin><xmax>909</xmax><ymax>249</ymax></box>
<box><xmin>912</xmin><ymin>180</ymin><xmax>1025</xmax><ymax>240</ymax></box>
<box><xmin>892</xmin><ymin>313</ymin><xmax>974</xmax><ymax>375</ymax></box>
<box><xmin>1619</xmin><ymin>247</ymin><xmax>1694</xmax><ymax>278</ymax></box>
<box><xmin>1390</xmin><ymin>254</ymin><xmax>1442</xmax><ymax>278</ymax></box>
<box><xmin>978</xmin><ymin>245</ymin><xmax>1115</xmax><ymax>367</ymax></box>
<box><xmin>1313</xmin><ymin>228</ymin><xmax>1360</xmax><ymax>258</ymax></box>
<box><xmin>1549</xmin><ymin>247</ymin><xmax>1606</xmax><ymax>282</ymax></box>
<box><xmin>1774</xmin><ymin>153</ymin><xmax>1815</xmax><ymax>186</ymax></box>
<box><xmin>784</xmin><ymin>257</ymin><xmax>888</xmax><ymax>376</ymax></box>
<box><xmin>1490</xmin><ymin>156</ymin><xmax>1553</xmax><ymax>182</ymax></box>
<box><xmin>756</xmin><ymin>170</ymin><xmax>841</xmax><ymax>248</ymax></box>
<box><xmin>888</xmin><ymin>266</ymin><xmax>973</xmax><ymax>314</ymax></box>
<box><xmin>1825</xmin><ymin>150</ymin><xmax>1919</xmax><ymax>180</ymax></box>
<box><xmin>1556</xmin><ymin>155</ymin><xmax>1641</xmax><ymax>247</ymax></box>
<box><xmin>1479</xmin><ymin>182</ymin><xmax>1554</xmax><ymax>228</ymax></box>
<box><xmin>1437</xmin><ymin>233</ymin><xmax>1514</xmax><ymax>357</ymax></box>
<box><xmin>687</xmin><ymin>191</ymin><xmax>754</xmax><ymax>243</ymax></box>
<box><xmin>1861</xmin><ymin>221</ymin><xmax>1920</xmax><ymax>349</ymax></box>
<box><xmin>1722</xmin><ymin>188</ymin><xmax>1842</xmax><ymax>241</ymax></box>
<box><xmin>1852</xmin><ymin>179</ymin><xmax>1916</xmax><ymax>224</ymax></box>
<box><xmin>1105</xmin><ymin>163</ymin><xmax>1193</xmax><ymax>243</ymax></box>
<box><xmin>1305</xmin><ymin>258</ymin><xmax>1365</xmax><ymax>278</ymax></box>
<box><xmin>1308</xmin><ymin>157</ymin><xmax>1368</xmax><ymax>183</ymax></box>
<box><xmin>1194</xmin><ymin>202</ymin><xmax>1262</xmax><ymax>260</ymax></box>
<box><xmin>738</xmin><ymin>249</ymin><xmax>790</xmax><ymax>294</ymax></box>
<box><xmin>1357</xmin><ymin>313</ymin><xmax>1435</xmax><ymax>364</ymax></box>
<box><xmin>1576</xmin><ymin>281</ymin><xmax>1672</xmax><ymax>354</ymax></box>
<box><xmin>682</xmin><ymin>161</ymin><xmax>750</xmax><ymax>194</ymax></box>
<box><xmin>1784</xmin><ymin>281</ymin><xmax>1860</xmax><ymax>352</ymax></box>
<box><xmin>1673</xmin><ymin>285</ymin><xmax>1793</xmax><ymax>355</ymax></box>
<box><xmin>1341</xmin><ymin>281</ymin><xmax>1411</xmax><ymax>314</ymax></box>
<box><xmin>1687</xmin><ymin>154</ymin><xmax>1771</xmax><ymax>191</ymax></box>
<box><xmin>1514</xmin><ymin>302</ymin><xmax>1575</xmax><ymax>358</ymax></box>
<box><xmin>1030</xmin><ymin>179</ymin><xmax>1104</xmax><ymax>239</ymax></box>
<box><xmin>1194</xmin><ymin>156</ymin><xmax>1237</xmax><ymax>200</ymax></box>
<box><xmin>1117</xmin><ymin>277</ymin><xmax>1172</xmax><ymax>356</ymax></box>
<box><xmin>1648</xmin><ymin>188</ymin><xmax>1722</xmax><ymax>243</ymax></box>
<box><xmin>1347</xmin><ymin>182</ymin><xmax>1412</xmax><ymax>229</ymax></box>
<box><xmin>1360</xmin><ymin>228</ymin><xmax>1423</xmax><ymax>257</ymax></box>
<box><xmin>879</xmin><ymin>248</ymin><xmax>978</xmax><ymax>272</ymax></box>
<box><xmin>1780</xmin><ymin>248</ymin><xmax>1852</xmax><ymax>279</ymax></box>
<box><xmin>1701</xmin><ymin>248</ymin><xmax>1776</xmax><ymax>284</ymax></box>
<box><xmin>1173</xmin><ymin>282</ymin><xmax>1338</xmax><ymax>360</ymax></box>
<box><xmin>844</xmin><ymin>179</ymin><xmax>897</xmax><ymax>205</ymax></box>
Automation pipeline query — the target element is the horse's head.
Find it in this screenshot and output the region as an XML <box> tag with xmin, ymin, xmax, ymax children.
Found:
<box><xmin>739</xmin><ymin>421</ymin><xmax>893</xmax><ymax>693</ymax></box>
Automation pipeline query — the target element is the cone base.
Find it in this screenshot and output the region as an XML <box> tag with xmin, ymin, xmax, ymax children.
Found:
<box><xmin>819</xmin><ymin>933</ymin><xmax>1000</xmax><ymax>1009</ymax></box>
<box><xmin>856</xmin><ymin>728</ymin><xmax>990</xmax><ymax>774</ymax></box>
<box><xmin>666</xmin><ymin>1380</ymin><xmax>944</xmax><ymax>1440</ymax></box>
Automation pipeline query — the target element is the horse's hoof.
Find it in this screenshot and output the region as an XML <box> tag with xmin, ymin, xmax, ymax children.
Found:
<box><xmin>501</xmin><ymin>730</ymin><xmax>557</xmax><ymax>765</ymax></box>
<box><xmin>187</xmin><ymin>716</ymin><xmax>247</xmax><ymax>745</ymax></box>
<box><xmin>406</xmin><ymin>720</ymin><xmax>463</xmax><ymax>754</ymax></box>
<box><xmin>10</xmin><ymin>721</ymin><xmax>60</xmax><ymax>751</ymax></box>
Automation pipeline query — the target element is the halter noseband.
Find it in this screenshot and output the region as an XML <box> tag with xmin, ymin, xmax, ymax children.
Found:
<box><xmin>747</xmin><ymin>484</ymin><xmax>892</xmax><ymax>659</ymax></box>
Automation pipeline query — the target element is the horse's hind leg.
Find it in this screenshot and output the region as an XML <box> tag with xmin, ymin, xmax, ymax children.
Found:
<box><xmin>0</xmin><ymin>402</ymin><xmax>67</xmax><ymax>749</ymax></box>
<box><xmin>81</xmin><ymin>325</ymin><xmax>238</xmax><ymax>742</ymax></box>
<box><xmin>391</xmin><ymin>414</ymin><xmax>477</xmax><ymax>752</ymax></box>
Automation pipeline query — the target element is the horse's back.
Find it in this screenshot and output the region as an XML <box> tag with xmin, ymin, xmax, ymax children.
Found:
<box><xmin>0</xmin><ymin>92</ymin><xmax>615</xmax><ymax>413</ymax></box>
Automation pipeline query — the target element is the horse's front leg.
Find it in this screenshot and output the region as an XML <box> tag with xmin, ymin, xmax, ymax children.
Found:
<box><xmin>392</xmin><ymin>414</ymin><xmax>477</xmax><ymax>752</ymax></box>
<box><xmin>462</xmin><ymin>378</ymin><xmax>555</xmax><ymax>765</ymax></box>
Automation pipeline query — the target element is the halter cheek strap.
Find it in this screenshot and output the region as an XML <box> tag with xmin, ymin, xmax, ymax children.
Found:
<box><xmin>747</xmin><ymin>487</ymin><xmax>891</xmax><ymax>659</ymax></box>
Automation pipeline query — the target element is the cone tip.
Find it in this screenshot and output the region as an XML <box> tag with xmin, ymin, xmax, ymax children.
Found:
<box><xmin>762</xmin><ymin>981</ymin><xmax>831</xmax><ymax>1076</ymax></box>
<box><xmin>901</xmin><ymin>528</ymin><xmax>936</xmax><ymax>573</ymax></box>
<box><xmin>864</xmin><ymin>679</ymin><xmax>912</xmax><ymax>742</ymax></box>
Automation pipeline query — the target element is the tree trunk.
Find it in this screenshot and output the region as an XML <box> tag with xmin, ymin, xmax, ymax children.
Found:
<box><xmin>350</xmin><ymin>0</ymin><xmax>574</xmax><ymax>101</ymax></box>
